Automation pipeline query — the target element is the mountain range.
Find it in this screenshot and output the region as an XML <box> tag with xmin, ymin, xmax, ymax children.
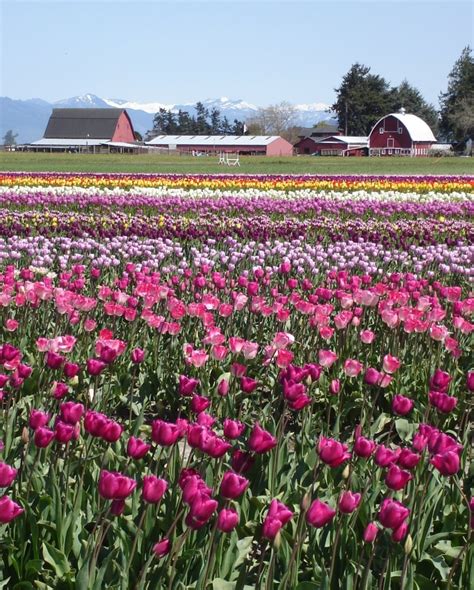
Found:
<box><xmin>0</xmin><ymin>93</ymin><xmax>334</xmax><ymax>144</ymax></box>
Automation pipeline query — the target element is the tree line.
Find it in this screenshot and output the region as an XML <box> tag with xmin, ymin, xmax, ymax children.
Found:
<box><xmin>146</xmin><ymin>102</ymin><xmax>244</xmax><ymax>140</ymax></box>
<box><xmin>332</xmin><ymin>46</ymin><xmax>473</xmax><ymax>143</ymax></box>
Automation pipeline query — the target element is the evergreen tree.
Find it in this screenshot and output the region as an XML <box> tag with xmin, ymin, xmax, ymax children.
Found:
<box><xmin>150</xmin><ymin>108</ymin><xmax>169</xmax><ymax>135</ymax></box>
<box><xmin>209</xmin><ymin>108</ymin><xmax>222</xmax><ymax>134</ymax></box>
<box><xmin>231</xmin><ymin>119</ymin><xmax>244</xmax><ymax>135</ymax></box>
<box><xmin>332</xmin><ymin>63</ymin><xmax>395</xmax><ymax>135</ymax></box>
<box><xmin>221</xmin><ymin>116</ymin><xmax>232</xmax><ymax>134</ymax></box>
<box><xmin>2</xmin><ymin>130</ymin><xmax>18</xmax><ymax>146</ymax></box>
<box><xmin>195</xmin><ymin>102</ymin><xmax>211</xmax><ymax>134</ymax></box>
<box><xmin>392</xmin><ymin>80</ymin><xmax>439</xmax><ymax>135</ymax></box>
<box><xmin>439</xmin><ymin>46</ymin><xmax>474</xmax><ymax>142</ymax></box>
<box><xmin>164</xmin><ymin>111</ymin><xmax>178</xmax><ymax>134</ymax></box>
<box><xmin>177</xmin><ymin>110</ymin><xmax>194</xmax><ymax>134</ymax></box>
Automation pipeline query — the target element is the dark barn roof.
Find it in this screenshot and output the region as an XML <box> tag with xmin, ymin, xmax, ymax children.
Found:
<box><xmin>44</xmin><ymin>108</ymin><xmax>126</xmax><ymax>139</ymax></box>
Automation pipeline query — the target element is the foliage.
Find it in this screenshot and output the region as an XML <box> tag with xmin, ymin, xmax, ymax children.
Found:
<box><xmin>439</xmin><ymin>46</ymin><xmax>474</xmax><ymax>143</ymax></box>
<box><xmin>246</xmin><ymin>102</ymin><xmax>298</xmax><ymax>141</ymax></box>
<box><xmin>0</xmin><ymin>172</ymin><xmax>472</xmax><ymax>589</ymax></box>
<box><xmin>2</xmin><ymin>130</ymin><xmax>18</xmax><ymax>146</ymax></box>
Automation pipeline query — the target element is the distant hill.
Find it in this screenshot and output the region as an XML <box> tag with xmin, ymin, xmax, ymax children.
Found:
<box><xmin>0</xmin><ymin>93</ymin><xmax>335</xmax><ymax>144</ymax></box>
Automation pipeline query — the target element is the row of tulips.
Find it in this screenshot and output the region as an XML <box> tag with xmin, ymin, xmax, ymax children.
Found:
<box><xmin>1</xmin><ymin>171</ymin><xmax>473</xmax><ymax>192</ymax></box>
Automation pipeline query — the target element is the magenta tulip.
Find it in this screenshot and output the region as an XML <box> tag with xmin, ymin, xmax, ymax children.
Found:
<box><xmin>306</xmin><ymin>499</ymin><xmax>336</xmax><ymax>528</ymax></box>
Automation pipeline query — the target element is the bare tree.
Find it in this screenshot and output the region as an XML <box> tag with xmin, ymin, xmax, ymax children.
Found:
<box><xmin>246</xmin><ymin>101</ymin><xmax>297</xmax><ymax>140</ymax></box>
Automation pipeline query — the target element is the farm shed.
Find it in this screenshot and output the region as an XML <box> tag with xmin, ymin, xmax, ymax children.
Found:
<box><xmin>296</xmin><ymin>135</ymin><xmax>368</xmax><ymax>156</ymax></box>
<box><xmin>369</xmin><ymin>109</ymin><xmax>437</xmax><ymax>156</ymax></box>
<box><xmin>28</xmin><ymin>108</ymin><xmax>137</xmax><ymax>152</ymax></box>
<box><xmin>146</xmin><ymin>135</ymin><xmax>294</xmax><ymax>156</ymax></box>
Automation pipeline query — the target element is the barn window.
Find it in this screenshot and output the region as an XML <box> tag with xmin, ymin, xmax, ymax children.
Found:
<box><xmin>398</xmin><ymin>126</ymin><xmax>403</xmax><ymax>134</ymax></box>
<box><xmin>379</xmin><ymin>127</ymin><xmax>384</xmax><ymax>134</ymax></box>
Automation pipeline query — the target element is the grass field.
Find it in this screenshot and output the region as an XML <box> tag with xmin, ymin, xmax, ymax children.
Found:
<box><xmin>0</xmin><ymin>152</ymin><xmax>473</xmax><ymax>175</ymax></box>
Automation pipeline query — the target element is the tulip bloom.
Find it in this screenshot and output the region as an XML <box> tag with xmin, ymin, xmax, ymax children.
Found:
<box><xmin>142</xmin><ymin>475</ymin><xmax>168</xmax><ymax>503</ymax></box>
<box><xmin>354</xmin><ymin>434</ymin><xmax>376</xmax><ymax>458</ymax></box>
<box><xmin>318</xmin><ymin>437</ymin><xmax>351</xmax><ymax>468</ymax></box>
<box><xmin>363</xmin><ymin>522</ymin><xmax>379</xmax><ymax>543</ymax></box>
<box><xmin>153</xmin><ymin>539</ymin><xmax>171</xmax><ymax>558</ymax></box>
<box><xmin>29</xmin><ymin>410</ymin><xmax>50</xmax><ymax>430</ymax></box>
<box><xmin>217</xmin><ymin>508</ymin><xmax>239</xmax><ymax>532</ymax></box>
<box><xmin>0</xmin><ymin>496</ymin><xmax>24</xmax><ymax>523</ymax></box>
<box><xmin>59</xmin><ymin>401</ymin><xmax>84</xmax><ymax>425</ymax></box>
<box><xmin>220</xmin><ymin>471</ymin><xmax>249</xmax><ymax>499</ymax></box>
<box><xmin>127</xmin><ymin>437</ymin><xmax>151</xmax><ymax>459</ymax></box>
<box><xmin>318</xmin><ymin>349</ymin><xmax>337</xmax><ymax>368</ymax></box>
<box><xmin>151</xmin><ymin>419</ymin><xmax>181</xmax><ymax>446</ymax></box>
<box><xmin>306</xmin><ymin>499</ymin><xmax>336</xmax><ymax>528</ymax></box>
<box><xmin>98</xmin><ymin>470</ymin><xmax>136</xmax><ymax>500</ymax></box>
<box><xmin>392</xmin><ymin>395</ymin><xmax>414</xmax><ymax>416</ymax></box>
<box><xmin>374</xmin><ymin>445</ymin><xmax>400</xmax><ymax>468</ymax></box>
<box><xmin>0</xmin><ymin>462</ymin><xmax>17</xmax><ymax>487</ymax></box>
<box><xmin>429</xmin><ymin>391</ymin><xmax>457</xmax><ymax>414</ymax></box>
<box><xmin>34</xmin><ymin>426</ymin><xmax>55</xmax><ymax>448</ymax></box>
<box><xmin>223</xmin><ymin>419</ymin><xmax>245</xmax><ymax>439</ymax></box>
<box><xmin>248</xmin><ymin>424</ymin><xmax>277</xmax><ymax>454</ymax></box>
<box><xmin>431</xmin><ymin>451</ymin><xmax>460</xmax><ymax>476</ymax></box>
<box><xmin>397</xmin><ymin>448</ymin><xmax>421</xmax><ymax>470</ymax></box>
<box><xmin>338</xmin><ymin>491</ymin><xmax>361</xmax><ymax>514</ymax></box>
<box><xmin>385</xmin><ymin>465</ymin><xmax>412</xmax><ymax>491</ymax></box>
<box><xmin>262</xmin><ymin>499</ymin><xmax>293</xmax><ymax>539</ymax></box>
<box><xmin>391</xmin><ymin>521</ymin><xmax>409</xmax><ymax>542</ymax></box>
<box><xmin>382</xmin><ymin>355</ymin><xmax>401</xmax><ymax>374</ymax></box>
<box><xmin>343</xmin><ymin>359</ymin><xmax>363</xmax><ymax>377</ymax></box>
<box><xmin>429</xmin><ymin>369</ymin><xmax>451</xmax><ymax>393</ymax></box>
<box><xmin>378</xmin><ymin>498</ymin><xmax>410</xmax><ymax>530</ymax></box>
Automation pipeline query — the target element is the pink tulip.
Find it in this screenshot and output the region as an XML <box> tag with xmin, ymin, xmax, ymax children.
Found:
<box><xmin>360</xmin><ymin>330</ymin><xmax>375</xmax><ymax>344</ymax></box>
<box><xmin>318</xmin><ymin>349</ymin><xmax>338</xmax><ymax>368</ymax></box>
<box><xmin>217</xmin><ymin>508</ymin><xmax>239</xmax><ymax>532</ymax></box>
<box><xmin>131</xmin><ymin>348</ymin><xmax>145</xmax><ymax>364</ymax></box>
<box><xmin>263</xmin><ymin>499</ymin><xmax>293</xmax><ymax>539</ymax></box>
<box><xmin>397</xmin><ymin>449</ymin><xmax>421</xmax><ymax>470</ymax></box>
<box><xmin>248</xmin><ymin>424</ymin><xmax>277</xmax><ymax>454</ymax></box>
<box><xmin>385</xmin><ymin>465</ymin><xmax>412</xmax><ymax>491</ymax></box>
<box><xmin>330</xmin><ymin>379</ymin><xmax>340</xmax><ymax>395</ymax></box>
<box><xmin>29</xmin><ymin>410</ymin><xmax>50</xmax><ymax>430</ymax></box>
<box><xmin>63</xmin><ymin>362</ymin><xmax>80</xmax><ymax>378</ymax></box>
<box><xmin>364</xmin><ymin>367</ymin><xmax>381</xmax><ymax>386</ymax></box>
<box><xmin>34</xmin><ymin>426</ymin><xmax>55</xmax><ymax>448</ymax></box>
<box><xmin>467</xmin><ymin>372</ymin><xmax>474</xmax><ymax>392</ymax></box>
<box><xmin>0</xmin><ymin>496</ymin><xmax>24</xmax><ymax>523</ymax></box>
<box><xmin>378</xmin><ymin>498</ymin><xmax>410</xmax><ymax>530</ymax></box>
<box><xmin>223</xmin><ymin>419</ymin><xmax>245</xmax><ymax>439</ymax></box>
<box><xmin>142</xmin><ymin>475</ymin><xmax>168</xmax><ymax>503</ymax></box>
<box><xmin>127</xmin><ymin>437</ymin><xmax>151</xmax><ymax>459</ymax></box>
<box><xmin>392</xmin><ymin>395</ymin><xmax>414</xmax><ymax>416</ymax></box>
<box><xmin>343</xmin><ymin>359</ymin><xmax>363</xmax><ymax>377</ymax></box>
<box><xmin>429</xmin><ymin>369</ymin><xmax>451</xmax><ymax>393</ymax></box>
<box><xmin>217</xmin><ymin>378</ymin><xmax>230</xmax><ymax>396</ymax></box>
<box><xmin>354</xmin><ymin>432</ymin><xmax>376</xmax><ymax>458</ymax></box>
<box><xmin>431</xmin><ymin>451</ymin><xmax>460</xmax><ymax>476</ymax></box>
<box><xmin>191</xmin><ymin>395</ymin><xmax>210</xmax><ymax>413</ymax></box>
<box><xmin>220</xmin><ymin>471</ymin><xmax>249</xmax><ymax>499</ymax></box>
<box><xmin>391</xmin><ymin>521</ymin><xmax>409</xmax><ymax>542</ymax></box>
<box><xmin>318</xmin><ymin>437</ymin><xmax>351</xmax><ymax>468</ymax></box>
<box><xmin>0</xmin><ymin>462</ymin><xmax>17</xmax><ymax>487</ymax></box>
<box><xmin>382</xmin><ymin>355</ymin><xmax>401</xmax><ymax>374</ymax></box>
<box><xmin>86</xmin><ymin>358</ymin><xmax>107</xmax><ymax>376</ymax></box>
<box><xmin>179</xmin><ymin>375</ymin><xmax>199</xmax><ymax>397</ymax></box>
<box><xmin>363</xmin><ymin>522</ymin><xmax>379</xmax><ymax>543</ymax></box>
<box><xmin>429</xmin><ymin>391</ymin><xmax>457</xmax><ymax>413</ymax></box>
<box><xmin>374</xmin><ymin>445</ymin><xmax>400</xmax><ymax>468</ymax></box>
<box><xmin>240</xmin><ymin>376</ymin><xmax>258</xmax><ymax>394</ymax></box>
<box><xmin>98</xmin><ymin>470</ymin><xmax>136</xmax><ymax>500</ymax></box>
<box><xmin>306</xmin><ymin>499</ymin><xmax>336</xmax><ymax>528</ymax></box>
<box><xmin>151</xmin><ymin>420</ymin><xmax>181</xmax><ymax>446</ymax></box>
<box><xmin>338</xmin><ymin>491</ymin><xmax>361</xmax><ymax>514</ymax></box>
<box><xmin>231</xmin><ymin>450</ymin><xmax>255</xmax><ymax>473</ymax></box>
<box><xmin>55</xmin><ymin>421</ymin><xmax>78</xmax><ymax>444</ymax></box>
<box><xmin>153</xmin><ymin>538</ymin><xmax>171</xmax><ymax>558</ymax></box>
<box><xmin>60</xmin><ymin>401</ymin><xmax>84</xmax><ymax>425</ymax></box>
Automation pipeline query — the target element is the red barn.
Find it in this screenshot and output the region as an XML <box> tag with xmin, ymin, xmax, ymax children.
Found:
<box><xmin>369</xmin><ymin>110</ymin><xmax>436</xmax><ymax>156</ymax></box>
<box><xmin>295</xmin><ymin>135</ymin><xmax>368</xmax><ymax>156</ymax></box>
<box><xmin>29</xmin><ymin>108</ymin><xmax>137</xmax><ymax>151</ymax></box>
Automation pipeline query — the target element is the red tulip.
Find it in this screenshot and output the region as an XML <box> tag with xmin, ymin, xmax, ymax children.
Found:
<box><xmin>306</xmin><ymin>499</ymin><xmax>336</xmax><ymax>528</ymax></box>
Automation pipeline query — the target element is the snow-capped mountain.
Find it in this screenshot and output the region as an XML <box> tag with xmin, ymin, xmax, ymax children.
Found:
<box><xmin>0</xmin><ymin>93</ymin><xmax>334</xmax><ymax>144</ymax></box>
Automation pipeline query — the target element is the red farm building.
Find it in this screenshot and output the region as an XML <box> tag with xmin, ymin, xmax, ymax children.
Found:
<box><xmin>369</xmin><ymin>109</ymin><xmax>437</xmax><ymax>156</ymax></box>
<box><xmin>146</xmin><ymin>135</ymin><xmax>294</xmax><ymax>156</ymax></box>
<box><xmin>295</xmin><ymin>135</ymin><xmax>368</xmax><ymax>156</ymax></box>
<box><xmin>29</xmin><ymin>108</ymin><xmax>138</xmax><ymax>152</ymax></box>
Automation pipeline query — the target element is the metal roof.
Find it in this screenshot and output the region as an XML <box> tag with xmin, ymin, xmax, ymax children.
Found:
<box><xmin>371</xmin><ymin>113</ymin><xmax>437</xmax><ymax>142</ymax></box>
<box><xmin>146</xmin><ymin>135</ymin><xmax>283</xmax><ymax>147</ymax></box>
<box><xmin>44</xmin><ymin>108</ymin><xmax>126</xmax><ymax>139</ymax></box>
<box><xmin>318</xmin><ymin>136</ymin><xmax>368</xmax><ymax>145</ymax></box>
<box><xmin>30</xmin><ymin>138</ymin><xmax>109</xmax><ymax>146</ymax></box>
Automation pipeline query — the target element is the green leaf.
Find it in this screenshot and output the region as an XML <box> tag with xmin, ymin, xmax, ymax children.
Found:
<box><xmin>212</xmin><ymin>580</ymin><xmax>235</xmax><ymax>590</ymax></box>
<box><xmin>42</xmin><ymin>542</ymin><xmax>70</xmax><ymax>579</ymax></box>
<box><xmin>295</xmin><ymin>583</ymin><xmax>320</xmax><ymax>589</ymax></box>
<box><xmin>233</xmin><ymin>536</ymin><xmax>254</xmax><ymax>569</ymax></box>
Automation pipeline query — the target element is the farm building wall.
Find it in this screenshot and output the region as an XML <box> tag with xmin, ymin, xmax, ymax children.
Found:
<box><xmin>265</xmin><ymin>137</ymin><xmax>294</xmax><ymax>156</ymax></box>
<box><xmin>112</xmin><ymin>112</ymin><xmax>136</xmax><ymax>143</ymax></box>
<box><xmin>294</xmin><ymin>137</ymin><xmax>319</xmax><ymax>154</ymax></box>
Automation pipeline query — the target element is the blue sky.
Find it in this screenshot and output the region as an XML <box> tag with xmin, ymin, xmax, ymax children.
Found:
<box><xmin>1</xmin><ymin>0</ymin><xmax>472</xmax><ymax>106</ymax></box>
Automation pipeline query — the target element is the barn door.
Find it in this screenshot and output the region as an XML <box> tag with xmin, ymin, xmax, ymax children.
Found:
<box><xmin>387</xmin><ymin>137</ymin><xmax>395</xmax><ymax>148</ymax></box>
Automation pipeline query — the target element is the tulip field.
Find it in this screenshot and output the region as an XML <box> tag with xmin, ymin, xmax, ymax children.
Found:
<box><xmin>0</xmin><ymin>171</ymin><xmax>473</xmax><ymax>590</ymax></box>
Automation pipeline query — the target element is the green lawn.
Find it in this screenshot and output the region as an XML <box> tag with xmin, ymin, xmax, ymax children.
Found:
<box><xmin>0</xmin><ymin>152</ymin><xmax>473</xmax><ymax>175</ymax></box>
